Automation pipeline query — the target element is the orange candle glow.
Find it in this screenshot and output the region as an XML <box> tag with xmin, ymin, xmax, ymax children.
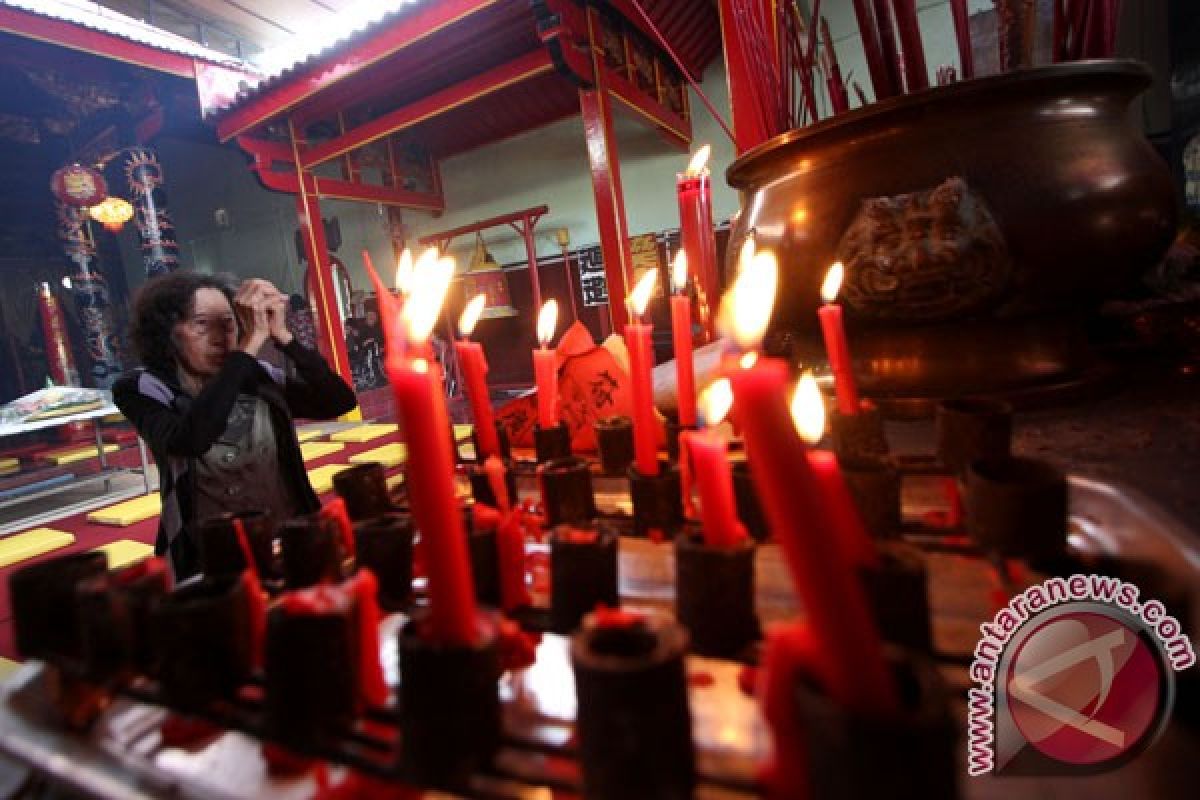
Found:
<box><xmin>625</xmin><ymin>270</ymin><xmax>660</xmax><ymax>476</ymax></box>
<box><xmin>818</xmin><ymin>262</ymin><xmax>861</xmax><ymax>415</ymax></box>
<box><xmin>533</xmin><ymin>299</ymin><xmax>559</xmax><ymax>430</ymax></box>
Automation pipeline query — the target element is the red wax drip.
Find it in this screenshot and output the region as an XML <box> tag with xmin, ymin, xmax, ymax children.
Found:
<box><xmin>560</xmin><ymin>527</ymin><xmax>599</xmax><ymax>545</ymax></box>
<box><xmin>591</xmin><ymin>606</ymin><xmax>646</xmax><ymax>630</ymax></box>
<box><xmin>624</xmin><ymin>321</ymin><xmax>660</xmax><ymax>476</ymax></box>
<box><xmin>759</xmin><ymin>623</ymin><xmax>816</xmax><ymax>800</ymax></box>
<box><xmin>730</xmin><ymin>358</ymin><xmax>895</xmax><ymax>713</ymax></box>
<box><xmin>675</xmin><ymin>172</ymin><xmax>718</xmax><ymax>340</ymax></box>
<box><xmin>496</xmin><ymin>510</ymin><xmax>531</xmax><ymax>613</ymax></box>
<box><xmin>807</xmin><ymin>451</ymin><xmax>878</xmax><ymax>568</ymax></box>
<box><xmin>351</xmin><ymin>570</ymin><xmax>388</xmax><ymax>707</ymax></box>
<box><xmin>496</xmin><ymin>616</ymin><xmax>539</xmax><ymax>671</ymax></box>
<box><xmin>472</xmin><ymin>504</ymin><xmax>502</xmax><ymax>531</ymax></box>
<box><xmin>678</xmin><ymin>432</ymin><xmax>698</xmax><ymax>521</ymax></box>
<box><xmin>483</xmin><ymin>455</ymin><xmax>511</xmax><ymax>512</ymax></box>
<box><xmin>455</xmin><ymin>339</ymin><xmax>501</xmax><ymax>458</ymax></box>
<box><xmin>681</xmin><ymin>429</ymin><xmax>746</xmax><ymax>549</ymax></box>
<box><xmin>322</xmin><ymin>498</ymin><xmax>355</xmax><ymax>561</ymax></box>
<box><xmin>817</xmin><ymin>303</ymin><xmax>860</xmax><ymax>416</ymax></box>
<box><xmin>233</xmin><ymin>518</ymin><xmax>266</xmax><ymax>669</ymax></box>
<box><xmin>670</xmin><ymin>295</ymin><xmax>697</xmax><ymax>426</ymax></box>
<box><xmin>363</xmin><ymin>251</ymin><xmax>478</xmax><ymax>647</ymax></box>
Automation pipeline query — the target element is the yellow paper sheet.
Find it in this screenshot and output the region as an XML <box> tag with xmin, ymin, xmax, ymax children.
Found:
<box><xmin>87</xmin><ymin>493</ymin><xmax>161</xmax><ymax>526</ymax></box>
<box><xmin>0</xmin><ymin>457</ymin><xmax>18</xmax><ymax>476</ymax></box>
<box><xmin>44</xmin><ymin>443</ymin><xmax>119</xmax><ymax>465</ymax></box>
<box><xmin>296</xmin><ymin>428</ymin><xmax>324</xmax><ymax>442</ymax></box>
<box><xmin>349</xmin><ymin>443</ymin><xmax>407</xmax><ymax>468</ymax></box>
<box><xmin>300</xmin><ymin>441</ymin><xmax>346</xmax><ymax>461</ymax></box>
<box><xmin>453</xmin><ymin>424</ymin><xmax>474</xmax><ymax>441</ymax></box>
<box><xmin>92</xmin><ymin>539</ymin><xmax>154</xmax><ymax>570</ymax></box>
<box><xmin>0</xmin><ymin>657</ymin><xmax>21</xmax><ymax>683</ymax></box>
<box><xmin>330</xmin><ymin>423</ymin><xmax>397</xmax><ymax>443</ymax></box>
<box><xmin>0</xmin><ymin>527</ymin><xmax>75</xmax><ymax>568</ymax></box>
<box><xmin>306</xmin><ymin>463</ymin><xmax>354</xmax><ymax>494</ymax></box>
<box><xmin>386</xmin><ymin>473</ymin><xmax>406</xmax><ymax>491</ymax></box>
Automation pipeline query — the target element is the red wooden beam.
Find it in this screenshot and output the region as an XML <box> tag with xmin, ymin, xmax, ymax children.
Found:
<box><xmin>580</xmin><ymin>84</ymin><xmax>633</xmax><ymax>333</ymax></box>
<box><xmin>299</xmin><ymin>50</ymin><xmax>554</xmax><ymax>169</ymax></box>
<box><xmin>604</xmin><ymin>64</ymin><xmax>690</xmax><ymax>149</ymax></box>
<box><xmin>216</xmin><ymin>0</ymin><xmax>503</xmax><ymax>142</ymax></box>
<box><xmin>716</xmin><ymin>0</ymin><xmax>778</xmax><ymax>154</ymax></box>
<box><xmin>0</xmin><ymin>5</ymin><xmax>209</xmax><ymax>78</ymax></box>
<box><xmin>417</xmin><ymin>206</ymin><xmax>549</xmax><ymax>248</ymax></box>
<box><xmin>236</xmin><ymin>135</ymin><xmax>445</xmax><ymax>210</ymax></box>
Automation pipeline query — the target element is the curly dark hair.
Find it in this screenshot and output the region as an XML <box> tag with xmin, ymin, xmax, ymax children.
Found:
<box><xmin>129</xmin><ymin>271</ymin><xmax>238</xmax><ymax>374</ymax></box>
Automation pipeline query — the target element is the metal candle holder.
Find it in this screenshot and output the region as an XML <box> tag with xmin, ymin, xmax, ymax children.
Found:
<box><xmin>354</xmin><ymin>513</ymin><xmax>415</xmax><ymax>611</ymax></box>
<box><xmin>829</xmin><ymin>404</ymin><xmax>889</xmax><ymax>462</ymax></box>
<box><xmin>570</xmin><ymin>611</ymin><xmax>695</xmax><ymax>799</ymax></box>
<box><xmin>858</xmin><ymin>541</ymin><xmax>933</xmax><ymax>652</ymax></box>
<box><xmin>279</xmin><ymin>512</ymin><xmax>345</xmax><ymax>589</ymax></box>
<box><xmin>839</xmin><ymin>456</ymin><xmax>903</xmax><ymax>540</ymax></box>
<box><xmin>595</xmin><ymin>415</ymin><xmax>635</xmax><ymax>475</ymax></box>
<box><xmin>966</xmin><ymin>456</ymin><xmax>1068</xmax><ymax>562</ymax></box>
<box><xmin>533</xmin><ymin>421</ymin><xmax>572</xmax><ymax>463</ymax></box>
<box><xmin>628</xmin><ymin>462</ymin><xmax>684</xmax><ymax>538</ymax></box>
<box><xmin>936</xmin><ymin>396</ymin><xmax>1013</xmax><ymax>476</ymax></box>
<box><xmin>398</xmin><ymin>611</ymin><xmax>502</xmax><ymax>791</ymax></box>
<box><xmin>333</xmin><ymin>462</ymin><xmax>394</xmax><ymax>521</ymax></box>
<box><xmin>465</xmin><ymin>458</ymin><xmax>518</xmax><ymax>508</ymax></box>
<box><xmin>549</xmin><ymin>523</ymin><xmax>620</xmax><ymax>634</ymax></box>
<box><xmin>674</xmin><ymin>528</ymin><xmax>760</xmax><ymax>658</ymax></box>
<box><xmin>541</xmin><ymin>456</ymin><xmax>597</xmax><ymax>527</ymax></box>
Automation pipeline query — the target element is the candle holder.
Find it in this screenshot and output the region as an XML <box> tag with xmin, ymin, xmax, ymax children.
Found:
<box><xmin>466</xmin><ymin>512</ymin><xmax>502</xmax><ymax>607</ymax></box>
<box><xmin>398</xmin><ymin>611</ymin><xmax>502</xmax><ymax>791</ymax></box>
<box><xmin>264</xmin><ymin>589</ymin><xmax>358</xmax><ymax>750</ymax></box>
<box><xmin>674</xmin><ymin>527</ymin><xmax>760</xmax><ymax>658</ymax></box>
<box><xmin>11</xmin><ymin>552</ymin><xmax>108</xmax><ymax>669</ymax></box>
<box><xmin>466</xmin><ymin>459</ymin><xmax>518</xmax><ymax>508</ymax></box>
<box><xmin>470</xmin><ymin>422</ymin><xmax>512</xmax><ymax>461</ymax></box>
<box><xmin>354</xmin><ymin>513</ymin><xmax>415</xmax><ymax>611</ymax></box>
<box><xmin>549</xmin><ymin>524</ymin><xmax>619</xmax><ymax>634</ymax></box>
<box><xmin>533</xmin><ymin>421</ymin><xmax>572</xmax><ymax>463</ymax></box>
<box><xmin>197</xmin><ymin>510</ymin><xmax>279</xmax><ymax>582</ymax></box>
<box><xmin>333</xmin><ymin>462</ymin><xmax>394</xmax><ymax>522</ymax></box>
<box><xmin>280</xmin><ymin>511</ymin><xmax>346</xmax><ymax>589</ymax></box>
<box><xmin>628</xmin><ymin>463</ymin><xmax>684</xmax><ymax>538</ymax></box>
<box><xmin>150</xmin><ymin>575</ymin><xmax>254</xmax><ymax>711</ymax></box>
<box><xmin>936</xmin><ymin>396</ymin><xmax>1012</xmax><ymax>476</ymax></box>
<box><xmin>966</xmin><ymin>456</ymin><xmax>1068</xmax><ymax>562</ymax></box>
<box><xmin>570</xmin><ymin>611</ymin><xmax>694</xmax><ymax>799</ymax></box>
<box><xmin>732</xmin><ymin>461</ymin><xmax>770</xmax><ymax>541</ymax></box>
<box><xmin>595</xmin><ymin>415</ymin><xmax>635</xmax><ymax>475</ymax></box>
<box><xmin>829</xmin><ymin>402</ymin><xmax>890</xmax><ymax>462</ymax></box>
<box><xmin>76</xmin><ymin>560</ymin><xmax>170</xmax><ymax>683</ymax></box>
<box><xmin>858</xmin><ymin>542</ymin><xmax>933</xmax><ymax>652</ymax></box>
<box><xmin>789</xmin><ymin>646</ymin><xmax>958</xmax><ymax>799</ymax></box>
<box><xmin>839</xmin><ymin>456</ymin><xmax>902</xmax><ymax>540</ymax></box>
<box><xmin>664</xmin><ymin>418</ymin><xmax>697</xmax><ymax>464</ymax></box>
<box><xmin>541</xmin><ymin>456</ymin><xmax>596</xmax><ymax>527</ymax></box>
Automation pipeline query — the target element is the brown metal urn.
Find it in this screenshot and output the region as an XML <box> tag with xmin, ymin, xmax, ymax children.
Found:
<box><xmin>725</xmin><ymin>60</ymin><xmax>1176</xmax><ymax>414</ymax></box>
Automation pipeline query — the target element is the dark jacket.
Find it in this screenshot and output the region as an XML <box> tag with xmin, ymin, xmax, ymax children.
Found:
<box><xmin>113</xmin><ymin>339</ymin><xmax>357</xmax><ymax>580</ymax></box>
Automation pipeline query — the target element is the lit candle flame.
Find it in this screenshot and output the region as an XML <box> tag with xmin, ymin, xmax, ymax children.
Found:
<box><xmin>394</xmin><ymin>248</ymin><xmax>414</xmax><ymax>296</ymax></box>
<box><xmin>629</xmin><ymin>269</ymin><xmax>657</xmax><ymax>318</ymax></box>
<box><xmin>401</xmin><ymin>254</ymin><xmax>454</xmax><ymax>343</ymax></box>
<box><xmin>671</xmin><ymin>250</ymin><xmax>688</xmax><ymax>294</ymax></box>
<box><xmin>821</xmin><ymin>261</ymin><xmax>845</xmax><ymax>304</ymax></box>
<box><xmin>791</xmin><ymin>371</ymin><xmax>826</xmax><ymax>445</ymax></box>
<box><xmin>739</xmin><ymin>352</ymin><xmax>758</xmax><ymax>369</ymax></box>
<box><xmin>725</xmin><ymin>250</ymin><xmax>778</xmax><ymax>351</ymax></box>
<box><xmin>700</xmin><ymin>378</ymin><xmax>733</xmax><ymax>427</ymax></box>
<box><xmin>537</xmin><ymin>298</ymin><xmax>559</xmax><ymax>347</ymax></box>
<box><xmin>686</xmin><ymin>144</ymin><xmax>711</xmax><ymax>176</ymax></box>
<box><xmin>459</xmin><ymin>293</ymin><xmax>487</xmax><ymax>338</ymax></box>
<box><xmin>738</xmin><ymin>237</ymin><xmax>756</xmax><ymax>272</ymax></box>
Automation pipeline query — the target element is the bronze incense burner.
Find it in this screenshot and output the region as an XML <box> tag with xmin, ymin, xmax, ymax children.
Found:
<box><xmin>726</xmin><ymin>60</ymin><xmax>1176</xmax><ymax>414</ymax></box>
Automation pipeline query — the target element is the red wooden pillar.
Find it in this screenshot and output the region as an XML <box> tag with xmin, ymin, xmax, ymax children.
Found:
<box><xmin>290</xmin><ymin>120</ymin><xmax>360</xmax><ymax>418</ymax></box>
<box><xmin>717</xmin><ymin>0</ymin><xmax>779</xmax><ymax>154</ymax></box>
<box><xmin>580</xmin><ymin>86</ymin><xmax>633</xmax><ymax>333</ymax></box>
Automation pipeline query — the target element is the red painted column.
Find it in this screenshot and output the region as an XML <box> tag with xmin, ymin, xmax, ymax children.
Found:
<box><xmin>717</xmin><ymin>0</ymin><xmax>779</xmax><ymax>154</ymax></box>
<box><xmin>579</xmin><ymin>86</ymin><xmax>633</xmax><ymax>332</ymax></box>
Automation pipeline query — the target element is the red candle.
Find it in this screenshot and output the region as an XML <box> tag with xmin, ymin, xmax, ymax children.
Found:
<box><xmin>818</xmin><ymin>262</ymin><xmax>861</xmax><ymax>416</ymax></box>
<box><xmin>351</xmin><ymin>569</ymin><xmax>388</xmax><ymax>707</ymax></box>
<box><xmin>232</xmin><ymin>518</ymin><xmax>266</xmax><ymax>669</ymax></box>
<box><xmin>723</xmin><ymin>251</ymin><xmax>894</xmax><ymax>712</ymax></box>
<box><xmin>679</xmin><ymin>379</ymin><xmax>744</xmax><ymax>549</ymax></box>
<box><xmin>731</xmin><ymin>357</ymin><xmax>893</xmax><ymax>712</ymax></box>
<box><xmin>625</xmin><ymin>270</ymin><xmax>660</xmax><ymax>477</ymax></box>
<box><xmin>669</xmin><ymin>251</ymin><xmax>697</xmax><ymax>428</ymax></box>
<box><xmin>455</xmin><ymin>293</ymin><xmax>501</xmax><ymax>458</ymax></box>
<box><xmin>363</xmin><ymin>250</ymin><xmax>478</xmax><ymax>647</ymax></box>
<box><xmin>759</xmin><ymin>622</ymin><xmax>816</xmax><ymax>799</ymax></box>
<box><xmin>791</xmin><ymin>372</ymin><xmax>878</xmax><ymax>569</ymax></box>
<box><xmin>675</xmin><ymin>146</ymin><xmax>717</xmax><ymax>341</ymax></box>
<box><xmin>534</xmin><ymin>299</ymin><xmax>559</xmax><ymax>430</ymax></box>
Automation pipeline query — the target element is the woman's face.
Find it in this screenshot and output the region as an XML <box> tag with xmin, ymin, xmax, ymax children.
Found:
<box><xmin>173</xmin><ymin>288</ymin><xmax>237</xmax><ymax>380</ymax></box>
